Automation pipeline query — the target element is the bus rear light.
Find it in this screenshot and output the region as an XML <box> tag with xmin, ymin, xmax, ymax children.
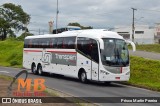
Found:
<box><xmin>120</xmin><ymin>67</ymin><xmax>122</xmax><ymax>73</ymax></box>
<box><xmin>115</xmin><ymin>77</ymin><xmax>120</xmax><ymax>79</ymax></box>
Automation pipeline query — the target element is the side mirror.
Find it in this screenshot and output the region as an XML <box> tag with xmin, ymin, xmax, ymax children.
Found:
<box><xmin>126</xmin><ymin>40</ymin><xmax>136</xmax><ymax>52</ymax></box>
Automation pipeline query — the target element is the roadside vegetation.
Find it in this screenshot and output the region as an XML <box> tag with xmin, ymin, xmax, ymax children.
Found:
<box><xmin>129</xmin><ymin>56</ymin><xmax>160</xmax><ymax>91</ymax></box>
<box><xmin>0</xmin><ymin>39</ymin><xmax>160</xmax><ymax>91</ymax></box>
<box><xmin>129</xmin><ymin>44</ymin><xmax>160</xmax><ymax>53</ymax></box>
<box><xmin>0</xmin><ymin>38</ymin><xmax>23</xmax><ymax>67</ymax></box>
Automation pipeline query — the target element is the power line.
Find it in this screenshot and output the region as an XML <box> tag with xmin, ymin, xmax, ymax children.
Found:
<box><xmin>137</xmin><ymin>8</ymin><xmax>160</xmax><ymax>12</ymax></box>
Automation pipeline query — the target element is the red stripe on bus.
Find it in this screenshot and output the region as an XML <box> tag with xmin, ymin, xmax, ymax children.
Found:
<box><xmin>24</xmin><ymin>50</ymin><xmax>42</xmax><ymax>52</ymax></box>
<box><xmin>24</xmin><ymin>50</ymin><xmax>76</xmax><ymax>54</ymax></box>
<box><xmin>47</xmin><ymin>50</ymin><xmax>77</xmax><ymax>54</ymax></box>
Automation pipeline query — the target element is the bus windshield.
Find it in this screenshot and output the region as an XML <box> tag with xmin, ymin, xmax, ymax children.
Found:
<box><xmin>101</xmin><ymin>38</ymin><xmax>129</xmax><ymax>67</ymax></box>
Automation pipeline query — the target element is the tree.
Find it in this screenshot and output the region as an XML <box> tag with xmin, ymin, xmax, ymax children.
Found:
<box><xmin>68</xmin><ymin>22</ymin><xmax>93</xmax><ymax>29</ymax></box>
<box><xmin>0</xmin><ymin>3</ymin><xmax>30</xmax><ymax>40</ymax></box>
<box><xmin>17</xmin><ymin>32</ymin><xmax>33</xmax><ymax>41</ymax></box>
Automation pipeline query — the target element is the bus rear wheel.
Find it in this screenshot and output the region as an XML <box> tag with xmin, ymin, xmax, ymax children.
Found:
<box><xmin>31</xmin><ymin>64</ymin><xmax>37</xmax><ymax>74</ymax></box>
<box><xmin>37</xmin><ymin>65</ymin><xmax>44</xmax><ymax>76</ymax></box>
<box><xmin>80</xmin><ymin>71</ymin><xmax>87</xmax><ymax>83</ymax></box>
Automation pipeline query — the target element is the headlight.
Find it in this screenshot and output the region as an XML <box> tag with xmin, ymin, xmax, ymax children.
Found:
<box><xmin>100</xmin><ymin>70</ymin><xmax>109</xmax><ymax>75</ymax></box>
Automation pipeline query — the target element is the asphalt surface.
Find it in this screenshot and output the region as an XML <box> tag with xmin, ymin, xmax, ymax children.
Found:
<box><xmin>129</xmin><ymin>50</ymin><xmax>160</xmax><ymax>60</ymax></box>
<box><xmin>0</xmin><ymin>66</ymin><xmax>160</xmax><ymax>106</ymax></box>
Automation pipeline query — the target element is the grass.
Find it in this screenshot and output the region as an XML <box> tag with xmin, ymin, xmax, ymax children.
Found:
<box><xmin>129</xmin><ymin>44</ymin><xmax>160</xmax><ymax>53</ymax></box>
<box><xmin>0</xmin><ymin>38</ymin><xmax>23</xmax><ymax>67</ymax></box>
<box><xmin>129</xmin><ymin>56</ymin><xmax>160</xmax><ymax>91</ymax></box>
<box><xmin>0</xmin><ymin>74</ymin><xmax>13</xmax><ymax>81</ymax></box>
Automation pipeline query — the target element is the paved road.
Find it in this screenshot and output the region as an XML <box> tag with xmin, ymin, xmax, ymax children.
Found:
<box><xmin>129</xmin><ymin>50</ymin><xmax>160</xmax><ymax>60</ymax></box>
<box><xmin>0</xmin><ymin>67</ymin><xmax>160</xmax><ymax>106</ymax></box>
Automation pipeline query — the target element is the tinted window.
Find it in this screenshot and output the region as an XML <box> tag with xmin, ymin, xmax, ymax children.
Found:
<box><xmin>63</xmin><ymin>37</ymin><xmax>76</xmax><ymax>49</ymax></box>
<box><xmin>28</xmin><ymin>39</ymin><xmax>32</xmax><ymax>48</ymax></box>
<box><xmin>50</xmin><ymin>38</ymin><xmax>58</xmax><ymax>48</ymax></box>
<box><xmin>24</xmin><ymin>37</ymin><xmax>76</xmax><ymax>49</ymax></box>
<box><xmin>57</xmin><ymin>38</ymin><xmax>63</xmax><ymax>48</ymax></box>
<box><xmin>91</xmin><ymin>40</ymin><xmax>99</xmax><ymax>63</ymax></box>
<box><xmin>77</xmin><ymin>37</ymin><xmax>91</xmax><ymax>57</ymax></box>
<box><xmin>24</xmin><ymin>39</ymin><xmax>29</xmax><ymax>48</ymax></box>
<box><xmin>32</xmin><ymin>39</ymin><xmax>39</xmax><ymax>48</ymax></box>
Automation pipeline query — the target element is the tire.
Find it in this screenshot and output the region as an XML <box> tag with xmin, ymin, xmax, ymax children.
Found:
<box><xmin>31</xmin><ymin>64</ymin><xmax>37</xmax><ymax>74</ymax></box>
<box><xmin>80</xmin><ymin>71</ymin><xmax>87</xmax><ymax>83</ymax></box>
<box><xmin>37</xmin><ymin>65</ymin><xmax>44</xmax><ymax>76</ymax></box>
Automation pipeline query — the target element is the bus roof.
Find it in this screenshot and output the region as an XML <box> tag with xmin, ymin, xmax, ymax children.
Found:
<box><xmin>25</xmin><ymin>29</ymin><xmax>123</xmax><ymax>40</ymax></box>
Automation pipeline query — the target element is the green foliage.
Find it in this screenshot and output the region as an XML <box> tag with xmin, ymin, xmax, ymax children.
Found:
<box><xmin>68</xmin><ymin>22</ymin><xmax>93</xmax><ymax>29</ymax></box>
<box><xmin>0</xmin><ymin>75</ymin><xmax>13</xmax><ymax>81</ymax></box>
<box><xmin>136</xmin><ymin>44</ymin><xmax>160</xmax><ymax>53</ymax></box>
<box><xmin>0</xmin><ymin>3</ymin><xmax>30</xmax><ymax>40</ymax></box>
<box><xmin>17</xmin><ymin>32</ymin><xmax>33</xmax><ymax>41</ymax></box>
<box><xmin>10</xmin><ymin>60</ymin><xmax>19</xmax><ymax>66</ymax></box>
<box><xmin>129</xmin><ymin>56</ymin><xmax>160</xmax><ymax>91</ymax></box>
<box><xmin>0</xmin><ymin>39</ymin><xmax>23</xmax><ymax>67</ymax></box>
<box><xmin>128</xmin><ymin>44</ymin><xmax>160</xmax><ymax>53</ymax></box>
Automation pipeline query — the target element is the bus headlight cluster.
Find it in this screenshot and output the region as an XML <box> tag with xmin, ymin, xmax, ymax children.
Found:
<box><xmin>100</xmin><ymin>70</ymin><xmax>109</xmax><ymax>75</ymax></box>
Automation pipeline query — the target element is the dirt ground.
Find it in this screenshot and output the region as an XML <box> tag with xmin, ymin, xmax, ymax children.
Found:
<box><xmin>0</xmin><ymin>78</ymin><xmax>80</xmax><ymax>106</ymax></box>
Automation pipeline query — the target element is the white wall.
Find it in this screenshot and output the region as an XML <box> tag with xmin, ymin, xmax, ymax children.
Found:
<box><xmin>114</xmin><ymin>25</ymin><xmax>155</xmax><ymax>44</ymax></box>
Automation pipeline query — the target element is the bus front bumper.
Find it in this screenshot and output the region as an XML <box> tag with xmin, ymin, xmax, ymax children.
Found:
<box><xmin>99</xmin><ymin>73</ymin><xmax>130</xmax><ymax>82</ymax></box>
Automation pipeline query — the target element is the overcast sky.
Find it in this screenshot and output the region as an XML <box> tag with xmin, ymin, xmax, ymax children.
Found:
<box><xmin>1</xmin><ymin>0</ymin><xmax>160</xmax><ymax>35</ymax></box>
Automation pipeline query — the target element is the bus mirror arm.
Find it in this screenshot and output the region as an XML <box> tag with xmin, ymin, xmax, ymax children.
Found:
<box><xmin>126</xmin><ymin>40</ymin><xmax>136</xmax><ymax>52</ymax></box>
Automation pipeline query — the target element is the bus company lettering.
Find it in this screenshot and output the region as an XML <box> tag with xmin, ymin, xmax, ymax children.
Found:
<box><xmin>55</xmin><ymin>54</ymin><xmax>76</xmax><ymax>60</ymax></box>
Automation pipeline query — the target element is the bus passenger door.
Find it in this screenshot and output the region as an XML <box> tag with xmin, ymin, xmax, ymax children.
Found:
<box><xmin>91</xmin><ymin>40</ymin><xmax>99</xmax><ymax>81</ymax></box>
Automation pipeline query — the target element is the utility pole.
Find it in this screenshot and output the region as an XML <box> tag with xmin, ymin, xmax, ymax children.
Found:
<box><xmin>56</xmin><ymin>0</ymin><xmax>59</xmax><ymax>34</ymax></box>
<box><xmin>131</xmin><ymin>8</ymin><xmax>137</xmax><ymax>42</ymax></box>
<box><xmin>39</xmin><ymin>28</ymin><xmax>41</xmax><ymax>35</ymax></box>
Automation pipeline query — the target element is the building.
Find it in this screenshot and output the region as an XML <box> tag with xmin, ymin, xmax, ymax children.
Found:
<box><xmin>155</xmin><ymin>23</ymin><xmax>160</xmax><ymax>44</ymax></box>
<box><xmin>114</xmin><ymin>25</ymin><xmax>155</xmax><ymax>44</ymax></box>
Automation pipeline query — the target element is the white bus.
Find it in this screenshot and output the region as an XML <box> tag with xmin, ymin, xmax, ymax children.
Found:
<box><xmin>23</xmin><ymin>29</ymin><xmax>136</xmax><ymax>83</ymax></box>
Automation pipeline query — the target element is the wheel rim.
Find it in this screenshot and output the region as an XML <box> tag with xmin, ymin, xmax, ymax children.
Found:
<box><xmin>81</xmin><ymin>72</ymin><xmax>86</xmax><ymax>82</ymax></box>
<box><xmin>38</xmin><ymin>66</ymin><xmax>42</xmax><ymax>75</ymax></box>
<box><xmin>32</xmin><ymin>65</ymin><xmax>36</xmax><ymax>74</ymax></box>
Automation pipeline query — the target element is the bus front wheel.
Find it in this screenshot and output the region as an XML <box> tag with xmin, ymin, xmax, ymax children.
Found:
<box><xmin>80</xmin><ymin>71</ymin><xmax>87</xmax><ymax>83</ymax></box>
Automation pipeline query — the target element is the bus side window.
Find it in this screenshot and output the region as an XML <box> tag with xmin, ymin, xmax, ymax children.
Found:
<box><xmin>50</xmin><ymin>38</ymin><xmax>53</xmax><ymax>48</ymax></box>
<box><xmin>33</xmin><ymin>39</ymin><xmax>39</xmax><ymax>48</ymax></box>
<box><xmin>63</xmin><ymin>37</ymin><xmax>69</xmax><ymax>49</ymax></box>
<box><xmin>68</xmin><ymin>37</ymin><xmax>76</xmax><ymax>49</ymax></box>
<box><xmin>77</xmin><ymin>38</ymin><xmax>91</xmax><ymax>58</ymax></box>
<box><xmin>50</xmin><ymin>38</ymin><xmax>58</xmax><ymax>48</ymax></box>
<box><xmin>57</xmin><ymin>38</ymin><xmax>63</xmax><ymax>48</ymax></box>
<box><xmin>46</xmin><ymin>38</ymin><xmax>50</xmax><ymax>48</ymax></box>
<box><xmin>24</xmin><ymin>39</ymin><xmax>29</xmax><ymax>48</ymax></box>
<box><xmin>63</xmin><ymin>37</ymin><xmax>76</xmax><ymax>49</ymax></box>
<box><xmin>29</xmin><ymin>39</ymin><xmax>32</xmax><ymax>48</ymax></box>
<box><xmin>38</xmin><ymin>39</ymin><xmax>42</xmax><ymax>48</ymax></box>
<box><xmin>41</xmin><ymin>38</ymin><xmax>47</xmax><ymax>48</ymax></box>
